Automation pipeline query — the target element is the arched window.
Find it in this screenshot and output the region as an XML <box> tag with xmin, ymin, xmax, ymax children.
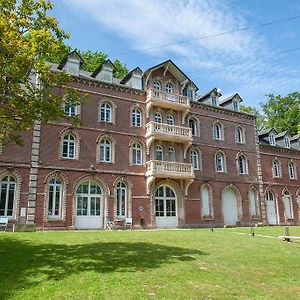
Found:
<box><xmin>190</xmin><ymin>150</ymin><xmax>200</xmax><ymax>170</ymax></box>
<box><xmin>100</xmin><ymin>139</ymin><xmax>112</xmax><ymax>162</ymax></box>
<box><xmin>48</xmin><ymin>178</ymin><xmax>62</xmax><ymax>218</ymax></box>
<box><xmin>216</xmin><ymin>152</ymin><xmax>225</xmax><ymax>172</ymax></box>
<box><xmin>238</xmin><ymin>154</ymin><xmax>247</xmax><ymax>175</ymax></box>
<box><xmin>62</xmin><ymin>134</ymin><xmax>76</xmax><ymax>159</ymax></box>
<box><xmin>100</xmin><ymin>102</ymin><xmax>112</xmax><ymax>122</ymax></box>
<box><xmin>288</xmin><ymin>162</ymin><xmax>296</xmax><ymax>179</ymax></box>
<box><xmin>132</xmin><ymin>143</ymin><xmax>142</xmax><ymax>165</ymax></box>
<box><xmin>248</xmin><ymin>188</ymin><xmax>258</xmax><ymax>217</ymax></box>
<box><xmin>0</xmin><ymin>176</ymin><xmax>16</xmax><ymax>217</ymax></box>
<box><xmin>273</xmin><ymin>159</ymin><xmax>281</xmax><ymax>178</ymax></box>
<box><xmin>201</xmin><ymin>185</ymin><xmax>212</xmax><ymax>218</ymax></box>
<box><xmin>213</xmin><ymin>123</ymin><xmax>222</xmax><ymax>140</ymax></box>
<box><xmin>168</xmin><ymin>147</ymin><xmax>176</xmax><ymax>162</ymax></box>
<box><xmin>154</xmin><ymin>112</ymin><xmax>162</xmax><ymax>123</ymax></box>
<box><xmin>166</xmin><ymin>115</ymin><xmax>174</xmax><ymax>125</ymax></box>
<box><xmin>235</xmin><ymin>127</ymin><xmax>244</xmax><ymax>144</ymax></box>
<box><xmin>165</xmin><ymin>83</ymin><xmax>173</xmax><ymax>94</ymax></box>
<box><xmin>283</xmin><ymin>190</ymin><xmax>293</xmax><ymax>219</ymax></box>
<box><xmin>132</xmin><ymin>108</ymin><xmax>142</xmax><ymax>127</ymax></box>
<box><xmin>189</xmin><ymin>119</ymin><xmax>197</xmax><ymax>136</ymax></box>
<box><xmin>155</xmin><ymin>145</ymin><xmax>164</xmax><ymax>161</ymax></box>
<box><xmin>116</xmin><ymin>182</ymin><xmax>128</xmax><ymax>218</ymax></box>
<box><xmin>153</xmin><ymin>81</ymin><xmax>161</xmax><ymax>97</ymax></box>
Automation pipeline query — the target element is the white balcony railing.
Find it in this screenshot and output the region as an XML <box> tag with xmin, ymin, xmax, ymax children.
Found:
<box><xmin>146</xmin><ymin>88</ymin><xmax>190</xmax><ymax>107</ymax></box>
<box><xmin>146</xmin><ymin>122</ymin><xmax>192</xmax><ymax>141</ymax></box>
<box><xmin>146</xmin><ymin>160</ymin><xmax>194</xmax><ymax>179</ymax></box>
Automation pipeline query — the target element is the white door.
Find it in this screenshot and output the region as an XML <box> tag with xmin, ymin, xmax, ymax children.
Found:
<box><xmin>75</xmin><ymin>181</ymin><xmax>103</xmax><ymax>229</ymax></box>
<box><xmin>266</xmin><ymin>197</ymin><xmax>277</xmax><ymax>225</ymax></box>
<box><xmin>155</xmin><ymin>185</ymin><xmax>178</xmax><ymax>227</ymax></box>
<box><xmin>222</xmin><ymin>187</ymin><xmax>238</xmax><ymax>224</ymax></box>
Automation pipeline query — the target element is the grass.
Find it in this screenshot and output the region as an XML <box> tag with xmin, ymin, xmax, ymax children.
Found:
<box><xmin>0</xmin><ymin>227</ymin><xmax>300</xmax><ymax>300</ymax></box>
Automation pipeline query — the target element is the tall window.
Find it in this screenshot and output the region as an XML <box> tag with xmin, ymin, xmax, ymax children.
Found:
<box><xmin>116</xmin><ymin>182</ymin><xmax>127</xmax><ymax>218</ymax></box>
<box><xmin>283</xmin><ymin>190</ymin><xmax>293</xmax><ymax>219</ymax></box>
<box><xmin>166</xmin><ymin>115</ymin><xmax>174</xmax><ymax>125</ymax></box>
<box><xmin>100</xmin><ymin>102</ymin><xmax>112</xmax><ymax>122</ymax></box>
<box><xmin>284</xmin><ymin>137</ymin><xmax>290</xmax><ymax>148</ymax></box>
<box><xmin>132</xmin><ymin>108</ymin><xmax>142</xmax><ymax>127</ymax></box>
<box><xmin>64</xmin><ymin>104</ymin><xmax>77</xmax><ymax>116</ymax></box>
<box><xmin>269</xmin><ymin>133</ymin><xmax>275</xmax><ymax>146</ymax></box>
<box><xmin>168</xmin><ymin>147</ymin><xmax>176</xmax><ymax>162</ymax></box>
<box><xmin>238</xmin><ymin>155</ymin><xmax>247</xmax><ymax>175</ymax></box>
<box><xmin>62</xmin><ymin>134</ymin><xmax>76</xmax><ymax>159</ymax></box>
<box><xmin>236</xmin><ymin>127</ymin><xmax>244</xmax><ymax>144</ymax></box>
<box><xmin>0</xmin><ymin>176</ymin><xmax>16</xmax><ymax>217</ymax></box>
<box><xmin>273</xmin><ymin>159</ymin><xmax>281</xmax><ymax>178</ymax></box>
<box><xmin>189</xmin><ymin>119</ymin><xmax>197</xmax><ymax>136</ymax></box>
<box><xmin>153</xmin><ymin>81</ymin><xmax>161</xmax><ymax>97</ymax></box>
<box><xmin>233</xmin><ymin>101</ymin><xmax>239</xmax><ymax>111</ymax></box>
<box><xmin>100</xmin><ymin>139</ymin><xmax>112</xmax><ymax>162</ymax></box>
<box><xmin>216</xmin><ymin>152</ymin><xmax>225</xmax><ymax>172</ymax></box>
<box><xmin>213</xmin><ymin>123</ymin><xmax>222</xmax><ymax>140</ymax></box>
<box><xmin>165</xmin><ymin>83</ymin><xmax>173</xmax><ymax>94</ymax></box>
<box><xmin>155</xmin><ymin>145</ymin><xmax>164</xmax><ymax>161</ymax></box>
<box><xmin>190</xmin><ymin>150</ymin><xmax>199</xmax><ymax>170</ymax></box>
<box><xmin>288</xmin><ymin>162</ymin><xmax>296</xmax><ymax>179</ymax></box>
<box><xmin>132</xmin><ymin>143</ymin><xmax>142</xmax><ymax>165</ymax></box>
<box><xmin>48</xmin><ymin>178</ymin><xmax>62</xmax><ymax>218</ymax></box>
<box><xmin>154</xmin><ymin>112</ymin><xmax>162</xmax><ymax>123</ymax></box>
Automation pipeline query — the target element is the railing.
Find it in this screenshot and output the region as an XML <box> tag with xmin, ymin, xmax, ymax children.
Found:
<box><xmin>146</xmin><ymin>122</ymin><xmax>192</xmax><ymax>139</ymax></box>
<box><xmin>146</xmin><ymin>88</ymin><xmax>189</xmax><ymax>106</ymax></box>
<box><xmin>146</xmin><ymin>160</ymin><xmax>194</xmax><ymax>178</ymax></box>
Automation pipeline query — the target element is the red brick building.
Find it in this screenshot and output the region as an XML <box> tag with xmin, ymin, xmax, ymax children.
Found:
<box><xmin>1</xmin><ymin>52</ymin><xmax>299</xmax><ymax>230</ymax></box>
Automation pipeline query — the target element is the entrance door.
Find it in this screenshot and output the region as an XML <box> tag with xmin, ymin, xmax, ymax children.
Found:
<box><xmin>222</xmin><ymin>187</ymin><xmax>238</xmax><ymax>224</ymax></box>
<box><xmin>266</xmin><ymin>191</ymin><xmax>278</xmax><ymax>225</ymax></box>
<box><xmin>155</xmin><ymin>185</ymin><xmax>178</xmax><ymax>227</ymax></box>
<box><xmin>75</xmin><ymin>181</ymin><xmax>103</xmax><ymax>229</ymax></box>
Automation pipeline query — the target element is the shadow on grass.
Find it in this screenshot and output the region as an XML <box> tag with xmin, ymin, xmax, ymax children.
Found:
<box><xmin>0</xmin><ymin>237</ymin><xmax>207</xmax><ymax>298</ymax></box>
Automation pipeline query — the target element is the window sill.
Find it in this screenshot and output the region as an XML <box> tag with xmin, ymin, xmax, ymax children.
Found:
<box><xmin>47</xmin><ymin>218</ymin><xmax>64</xmax><ymax>222</ymax></box>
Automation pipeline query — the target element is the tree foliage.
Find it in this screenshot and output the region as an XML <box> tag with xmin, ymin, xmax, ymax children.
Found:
<box><xmin>0</xmin><ymin>0</ymin><xmax>80</xmax><ymax>144</ymax></box>
<box><xmin>240</xmin><ymin>104</ymin><xmax>266</xmax><ymax>131</ymax></box>
<box><xmin>260</xmin><ymin>92</ymin><xmax>300</xmax><ymax>136</ymax></box>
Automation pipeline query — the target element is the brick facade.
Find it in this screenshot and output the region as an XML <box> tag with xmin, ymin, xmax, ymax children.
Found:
<box><xmin>1</xmin><ymin>56</ymin><xmax>299</xmax><ymax>229</ymax></box>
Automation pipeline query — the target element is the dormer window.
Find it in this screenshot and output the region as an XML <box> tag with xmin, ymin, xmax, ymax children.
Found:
<box><xmin>66</xmin><ymin>59</ymin><xmax>80</xmax><ymax>76</ymax></box>
<box><xmin>284</xmin><ymin>137</ymin><xmax>290</xmax><ymax>148</ymax></box>
<box><xmin>233</xmin><ymin>100</ymin><xmax>239</xmax><ymax>112</ymax></box>
<box><xmin>211</xmin><ymin>96</ymin><xmax>217</xmax><ymax>107</ymax></box>
<box><xmin>269</xmin><ymin>133</ymin><xmax>275</xmax><ymax>146</ymax></box>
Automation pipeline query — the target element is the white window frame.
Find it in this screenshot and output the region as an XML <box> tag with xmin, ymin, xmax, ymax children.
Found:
<box><xmin>154</xmin><ymin>112</ymin><xmax>162</xmax><ymax>123</ymax></box>
<box><xmin>216</xmin><ymin>152</ymin><xmax>225</xmax><ymax>172</ymax></box>
<box><xmin>191</xmin><ymin>150</ymin><xmax>200</xmax><ymax>170</ymax></box>
<box><xmin>166</xmin><ymin>115</ymin><xmax>174</xmax><ymax>125</ymax></box>
<box><xmin>168</xmin><ymin>147</ymin><xmax>176</xmax><ymax>162</ymax></box>
<box><xmin>288</xmin><ymin>162</ymin><xmax>296</xmax><ymax>179</ymax></box>
<box><xmin>284</xmin><ymin>137</ymin><xmax>290</xmax><ymax>148</ymax></box>
<box><xmin>116</xmin><ymin>182</ymin><xmax>127</xmax><ymax>218</ymax></box>
<box><xmin>64</xmin><ymin>104</ymin><xmax>78</xmax><ymax>116</ymax></box>
<box><xmin>269</xmin><ymin>133</ymin><xmax>275</xmax><ymax>146</ymax></box>
<box><xmin>155</xmin><ymin>145</ymin><xmax>164</xmax><ymax>161</ymax></box>
<box><xmin>273</xmin><ymin>159</ymin><xmax>281</xmax><ymax>178</ymax></box>
<box><xmin>283</xmin><ymin>190</ymin><xmax>293</xmax><ymax>219</ymax></box>
<box><xmin>47</xmin><ymin>178</ymin><xmax>63</xmax><ymax>219</ymax></box>
<box><xmin>214</xmin><ymin>123</ymin><xmax>222</xmax><ymax>140</ymax></box>
<box><xmin>100</xmin><ymin>102</ymin><xmax>112</xmax><ymax>122</ymax></box>
<box><xmin>62</xmin><ymin>134</ymin><xmax>76</xmax><ymax>159</ymax></box>
<box><xmin>100</xmin><ymin>139</ymin><xmax>112</xmax><ymax>163</ymax></box>
<box><xmin>189</xmin><ymin>119</ymin><xmax>197</xmax><ymax>136</ymax></box>
<box><xmin>165</xmin><ymin>83</ymin><xmax>173</xmax><ymax>94</ymax></box>
<box><xmin>132</xmin><ymin>143</ymin><xmax>142</xmax><ymax>165</ymax></box>
<box><xmin>132</xmin><ymin>108</ymin><xmax>142</xmax><ymax>127</ymax></box>
<box><xmin>236</xmin><ymin>127</ymin><xmax>244</xmax><ymax>144</ymax></box>
<box><xmin>0</xmin><ymin>175</ymin><xmax>16</xmax><ymax>218</ymax></box>
<box><xmin>238</xmin><ymin>155</ymin><xmax>247</xmax><ymax>175</ymax></box>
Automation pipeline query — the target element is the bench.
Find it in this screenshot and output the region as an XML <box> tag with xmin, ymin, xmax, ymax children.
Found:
<box><xmin>278</xmin><ymin>236</ymin><xmax>300</xmax><ymax>242</ymax></box>
<box><xmin>0</xmin><ymin>217</ymin><xmax>9</xmax><ymax>232</ymax></box>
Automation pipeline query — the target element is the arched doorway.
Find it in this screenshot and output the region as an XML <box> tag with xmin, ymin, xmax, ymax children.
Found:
<box><xmin>222</xmin><ymin>187</ymin><xmax>239</xmax><ymax>224</ymax></box>
<box><xmin>75</xmin><ymin>180</ymin><xmax>103</xmax><ymax>229</ymax></box>
<box><xmin>266</xmin><ymin>190</ymin><xmax>278</xmax><ymax>225</ymax></box>
<box><xmin>155</xmin><ymin>185</ymin><xmax>178</xmax><ymax>227</ymax></box>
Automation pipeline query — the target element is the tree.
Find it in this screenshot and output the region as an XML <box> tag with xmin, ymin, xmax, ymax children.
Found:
<box><xmin>240</xmin><ymin>104</ymin><xmax>266</xmax><ymax>131</ymax></box>
<box><xmin>260</xmin><ymin>92</ymin><xmax>300</xmax><ymax>136</ymax></box>
<box><xmin>0</xmin><ymin>0</ymin><xmax>79</xmax><ymax>144</ymax></box>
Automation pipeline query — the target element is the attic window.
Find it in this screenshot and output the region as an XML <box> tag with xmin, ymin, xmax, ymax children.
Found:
<box><xmin>211</xmin><ymin>96</ymin><xmax>217</xmax><ymax>107</ymax></box>
<box><xmin>269</xmin><ymin>133</ymin><xmax>275</xmax><ymax>146</ymax></box>
<box><xmin>66</xmin><ymin>59</ymin><xmax>79</xmax><ymax>76</ymax></box>
<box><xmin>284</xmin><ymin>137</ymin><xmax>290</xmax><ymax>148</ymax></box>
<box><xmin>233</xmin><ymin>100</ymin><xmax>239</xmax><ymax>112</ymax></box>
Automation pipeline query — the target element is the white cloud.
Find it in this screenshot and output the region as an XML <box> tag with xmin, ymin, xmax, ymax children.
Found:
<box><xmin>62</xmin><ymin>0</ymin><xmax>300</xmax><ymax>106</ymax></box>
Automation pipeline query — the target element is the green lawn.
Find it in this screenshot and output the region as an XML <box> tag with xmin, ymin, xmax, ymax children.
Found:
<box><xmin>1</xmin><ymin>227</ymin><xmax>300</xmax><ymax>300</ymax></box>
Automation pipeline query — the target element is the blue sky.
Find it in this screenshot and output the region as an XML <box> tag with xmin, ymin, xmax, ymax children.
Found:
<box><xmin>51</xmin><ymin>0</ymin><xmax>300</xmax><ymax>108</ymax></box>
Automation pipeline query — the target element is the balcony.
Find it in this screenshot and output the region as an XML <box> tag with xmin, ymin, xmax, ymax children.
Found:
<box><xmin>146</xmin><ymin>160</ymin><xmax>195</xmax><ymax>194</ymax></box>
<box><xmin>146</xmin><ymin>122</ymin><xmax>192</xmax><ymax>158</ymax></box>
<box><xmin>146</xmin><ymin>89</ymin><xmax>190</xmax><ymax>124</ymax></box>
